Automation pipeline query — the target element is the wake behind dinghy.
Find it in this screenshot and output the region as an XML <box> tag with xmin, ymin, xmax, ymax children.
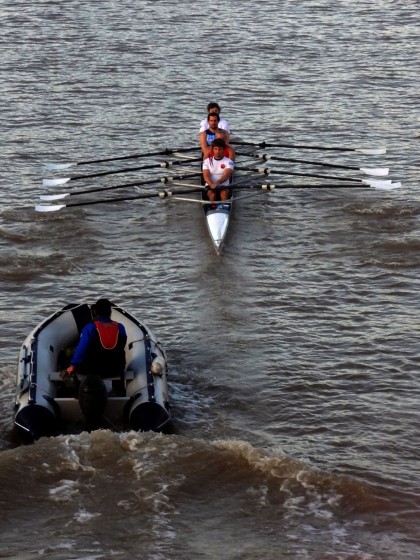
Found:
<box><xmin>14</xmin><ymin>301</ymin><xmax>170</xmax><ymax>439</ymax></box>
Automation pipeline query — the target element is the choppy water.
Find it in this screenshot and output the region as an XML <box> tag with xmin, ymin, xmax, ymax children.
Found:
<box><xmin>1</xmin><ymin>1</ymin><xmax>419</xmax><ymax>558</ymax></box>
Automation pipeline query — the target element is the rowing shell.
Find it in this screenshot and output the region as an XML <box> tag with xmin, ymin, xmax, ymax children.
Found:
<box><xmin>200</xmin><ymin>152</ymin><xmax>234</xmax><ymax>254</ymax></box>
<box><xmin>202</xmin><ymin>195</ymin><xmax>233</xmax><ymax>255</ymax></box>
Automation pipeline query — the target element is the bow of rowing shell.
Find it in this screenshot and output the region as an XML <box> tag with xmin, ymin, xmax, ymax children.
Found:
<box><xmin>202</xmin><ymin>201</ymin><xmax>232</xmax><ymax>254</ymax></box>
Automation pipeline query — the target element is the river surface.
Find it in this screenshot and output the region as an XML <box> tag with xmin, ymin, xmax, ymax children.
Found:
<box><xmin>1</xmin><ymin>1</ymin><xmax>419</xmax><ymax>558</ymax></box>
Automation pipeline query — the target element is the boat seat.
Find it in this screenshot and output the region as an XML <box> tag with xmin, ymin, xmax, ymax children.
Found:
<box><xmin>49</xmin><ymin>370</ymin><xmax>135</xmax><ymax>382</ymax></box>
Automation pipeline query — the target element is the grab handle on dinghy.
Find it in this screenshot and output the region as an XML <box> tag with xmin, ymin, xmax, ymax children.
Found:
<box><xmin>18</xmin><ymin>346</ymin><xmax>30</xmax><ymax>388</ymax></box>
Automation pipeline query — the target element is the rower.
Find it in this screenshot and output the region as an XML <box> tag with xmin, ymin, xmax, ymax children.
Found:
<box><xmin>199</xmin><ymin>101</ymin><xmax>230</xmax><ymax>142</ymax></box>
<box><xmin>202</xmin><ymin>138</ymin><xmax>234</xmax><ymax>202</ymax></box>
<box><xmin>199</xmin><ymin>112</ymin><xmax>220</xmax><ymax>159</ymax></box>
<box><xmin>209</xmin><ymin>129</ymin><xmax>235</xmax><ymax>161</ymax></box>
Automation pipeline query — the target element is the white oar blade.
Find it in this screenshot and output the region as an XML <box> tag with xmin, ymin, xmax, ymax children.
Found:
<box><xmin>35</xmin><ymin>204</ymin><xmax>66</xmax><ymax>212</ymax></box>
<box><xmin>44</xmin><ymin>162</ymin><xmax>74</xmax><ymax>171</ymax></box>
<box><xmin>372</xmin><ymin>182</ymin><xmax>401</xmax><ymax>190</ymax></box>
<box><xmin>362</xmin><ymin>179</ymin><xmax>392</xmax><ymax>187</ymax></box>
<box><xmin>39</xmin><ymin>193</ymin><xmax>70</xmax><ymax>201</ymax></box>
<box><xmin>356</xmin><ymin>147</ymin><xmax>387</xmax><ymax>155</ymax></box>
<box><xmin>43</xmin><ymin>177</ymin><xmax>71</xmax><ymax>187</ymax></box>
<box><xmin>360</xmin><ymin>167</ymin><xmax>389</xmax><ymax>177</ymax></box>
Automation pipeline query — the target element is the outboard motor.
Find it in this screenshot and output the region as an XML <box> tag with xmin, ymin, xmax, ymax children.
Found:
<box><xmin>78</xmin><ymin>375</ymin><xmax>108</xmax><ymax>429</ymax></box>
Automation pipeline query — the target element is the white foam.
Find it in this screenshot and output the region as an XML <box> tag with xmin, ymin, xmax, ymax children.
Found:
<box><xmin>74</xmin><ymin>509</ymin><xmax>102</xmax><ymax>523</ymax></box>
<box><xmin>49</xmin><ymin>479</ymin><xmax>79</xmax><ymax>502</ymax></box>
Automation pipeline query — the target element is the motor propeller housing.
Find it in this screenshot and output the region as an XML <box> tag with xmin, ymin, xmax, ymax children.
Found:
<box><xmin>78</xmin><ymin>375</ymin><xmax>108</xmax><ymax>427</ymax></box>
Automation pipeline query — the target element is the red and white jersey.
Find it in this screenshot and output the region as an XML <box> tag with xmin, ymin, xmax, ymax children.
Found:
<box><xmin>202</xmin><ymin>156</ymin><xmax>234</xmax><ymax>186</ymax></box>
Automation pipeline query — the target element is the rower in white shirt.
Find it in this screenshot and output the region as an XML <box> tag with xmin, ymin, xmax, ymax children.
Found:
<box><xmin>202</xmin><ymin>138</ymin><xmax>234</xmax><ymax>202</ymax></box>
<box><xmin>199</xmin><ymin>102</ymin><xmax>230</xmax><ymax>141</ymax></box>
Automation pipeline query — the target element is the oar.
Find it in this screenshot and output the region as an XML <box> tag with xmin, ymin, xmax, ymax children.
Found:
<box><xmin>235</xmin><ymin>165</ymin><xmax>400</xmax><ymax>189</ymax></box>
<box><xmin>237</xmin><ymin>151</ymin><xmax>389</xmax><ymax>176</ymax></box>
<box><xmin>231</xmin><ymin>140</ymin><xmax>386</xmax><ymax>155</ymax></box>
<box><xmin>172</xmin><ymin>182</ymin><xmax>400</xmax><ymax>198</ymax></box>
<box><xmin>43</xmin><ymin>157</ymin><xmax>203</xmax><ymax>187</ymax></box>
<box><xmin>39</xmin><ymin>172</ymin><xmax>202</xmax><ymax>201</ymax></box>
<box><xmin>171</xmin><ymin>181</ymin><xmax>399</xmax><ymax>195</ymax></box>
<box><xmin>44</xmin><ymin>146</ymin><xmax>200</xmax><ymax>170</ymax></box>
<box><xmin>234</xmin><ymin>183</ymin><xmax>400</xmax><ymax>190</ymax></box>
<box><xmin>36</xmin><ymin>180</ymin><xmax>401</xmax><ymax>213</ymax></box>
<box><xmin>171</xmin><ymin>182</ymin><xmax>399</xmax><ymax>207</ymax></box>
<box><xmin>225</xmin><ymin>182</ymin><xmax>399</xmax><ymax>191</ymax></box>
<box><xmin>35</xmin><ymin>187</ymin><xmax>207</xmax><ymax>213</ymax></box>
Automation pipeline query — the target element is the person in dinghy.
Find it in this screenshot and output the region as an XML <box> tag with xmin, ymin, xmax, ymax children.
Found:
<box><xmin>202</xmin><ymin>137</ymin><xmax>234</xmax><ymax>202</ymax></box>
<box><xmin>62</xmin><ymin>298</ymin><xmax>128</xmax><ymax>426</ymax></box>
<box><xmin>64</xmin><ymin>298</ymin><xmax>127</xmax><ymax>379</ymax></box>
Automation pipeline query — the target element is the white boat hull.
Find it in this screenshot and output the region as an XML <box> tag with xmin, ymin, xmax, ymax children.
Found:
<box><xmin>14</xmin><ymin>302</ymin><xmax>170</xmax><ymax>439</ymax></box>
<box><xmin>203</xmin><ymin>201</ymin><xmax>232</xmax><ymax>254</ymax></box>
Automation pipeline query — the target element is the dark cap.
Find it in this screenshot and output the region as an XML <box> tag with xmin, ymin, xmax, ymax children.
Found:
<box><xmin>93</xmin><ymin>298</ymin><xmax>112</xmax><ymax>317</ymax></box>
